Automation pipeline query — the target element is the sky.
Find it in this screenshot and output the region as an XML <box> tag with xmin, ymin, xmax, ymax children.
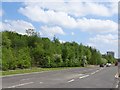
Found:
<box><xmin>0</xmin><ymin>0</ymin><xmax>119</xmax><ymax>58</ymax></box>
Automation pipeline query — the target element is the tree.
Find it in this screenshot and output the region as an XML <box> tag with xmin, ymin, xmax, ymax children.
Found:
<box><xmin>17</xmin><ymin>47</ymin><xmax>31</xmax><ymax>69</ymax></box>
<box><xmin>2</xmin><ymin>31</ymin><xmax>104</xmax><ymax>70</ymax></box>
<box><xmin>2</xmin><ymin>47</ymin><xmax>16</xmax><ymax>70</ymax></box>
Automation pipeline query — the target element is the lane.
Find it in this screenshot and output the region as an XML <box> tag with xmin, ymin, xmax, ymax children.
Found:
<box><xmin>2</xmin><ymin>66</ymin><xmax>100</xmax><ymax>88</ymax></box>
<box><xmin>50</xmin><ymin>66</ymin><xmax>117</xmax><ymax>88</ymax></box>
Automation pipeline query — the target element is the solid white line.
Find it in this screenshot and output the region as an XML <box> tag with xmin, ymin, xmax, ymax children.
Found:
<box><xmin>68</xmin><ymin>79</ymin><xmax>74</xmax><ymax>83</ymax></box>
<box><xmin>79</xmin><ymin>75</ymin><xmax>89</xmax><ymax>79</ymax></box>
<box><xmin>7</xmin><ymin>82</ymin><xmax>34</xmax><ymax>88</ymax></box>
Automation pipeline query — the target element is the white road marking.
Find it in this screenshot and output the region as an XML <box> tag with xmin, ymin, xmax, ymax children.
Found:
<box><xmin>79</xmin><ymin>74</ymin><xmax>84</xmax><ymax>76</ymax></box>
<box><xmin>20</xmin><ymin>78</ymin><xmax>30</xmax><ymax>81</ymax></box>
<box><xmin>39</xmin><ymin>82</ymin><xmax>43</xmax><ymax>84</ymax></box>
<box><xmin>95</xmin><ymin>70</ymin><xmax>99</xmax><ymax>72</ymax></box>
<box><xmin>68</xmin><ymin>79</ymin><xmax>74</xmax><ymax>83</ymax></box>
<box><xmin>79</xmin><ymin>75</ymin><xmax>89</xmax><ymax>79</ymax></box>
<box><xmin>116</xmin><ymin>85</ymin><xmax>118</xmax><ymax>88</ymax></box>
<box><xmin>91</xmin><ymin>72</ymin><xmax>96</xmax><ymax>75</ymax></box>
<box><xmin>7</xmin><ymin>82</ymin><xmax>34</xmax><ymax>88</ymax></box>
<box><xmin>115</xmin><ymin>73</ymin><xmax>119</xmax><ymax>79</ymax></box>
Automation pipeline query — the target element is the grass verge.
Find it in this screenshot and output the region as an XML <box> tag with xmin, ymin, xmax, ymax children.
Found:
<box><xmin>1</xmin><ymin>67</ymin><xmax>81</xmax><ymax>76</ymax></box>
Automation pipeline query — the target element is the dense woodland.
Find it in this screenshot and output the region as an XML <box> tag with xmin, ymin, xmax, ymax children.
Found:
<box><xmin>1</xmin><ymin>30</ymin><xmax>115</xmax><ymax>71</ymax></box>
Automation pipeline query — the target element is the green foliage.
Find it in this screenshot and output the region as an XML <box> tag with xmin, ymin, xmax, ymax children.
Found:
<box><xmin>100</xmin><ymin>58</ymin><xmax>107</xmax><ymax>64</ymax></box>
<box><xmin>17</xmin><ymin>47</ymin><xmax>31</xmax><ymax>69</ymax></box>
<box><xmin>2</xmin><ymin>31</ymin><xmax>106</xmax><ymax>71</ymax></box>
<box><xmin>2</xmin><ymin>47</ymin><xmax>16</xmax><ymax>70</ymax></box>
<box><xmin>102</xmin><ymin>54</ymin><xmax>115</xmax><ymax>63</ymax></box>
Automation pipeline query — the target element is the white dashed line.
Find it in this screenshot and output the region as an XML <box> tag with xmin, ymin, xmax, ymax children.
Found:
<box><xmin>79</xmin><ymin>74</ymin><xmax>84</xmax><ymax>76</ymax></box>
<box><xmin>39</xmin><ymin>82</ymin><xmax>43</xmax><ymax>84</ymax></box>
<box><xmin>68</xmin><ymin>79</ymin><xmax>74</xmax><ymax>83</ymax></box>
<box><xmin>79</xmin><ymin>75</ymin><xmax>89</xmax><ymax>79</ymax></box>
<box><xmin>7</xmin><ymin>82</ymin><xmax>34</xmax><ymax>88</ymax></box>
<box><xmin>20</xmin><ymin>78</ymin><xmax>30</xmax><ymax>81</ymax></box>
<box><xmin>91</xmin><ymin>72</ymin><xmax>96</xmax><ymax>75</ymax></box>
<box><xmin>95</xmin><ymin>70</ymin><xmax>99</xmax><ymax>72</ymax></box>
<box><xmin>116</xmin><ymin>85</ymin><xmax>118</xmax><ymax>88</ymax></box>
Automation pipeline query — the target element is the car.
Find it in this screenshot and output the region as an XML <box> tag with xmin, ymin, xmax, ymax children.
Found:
<box><xmin>100</xmin><ymin>64</ymin><xmax>104</xmax><ymax>67</ymax></box>
<box><xmin>106</xmin><ymin>63</ymin><xmax>111</xmax><ymax>67</ymax></box>
<box><xmin>115</xmin><ymin>61</ymin><xmax>118</xmax><ymax>66</ymax></box>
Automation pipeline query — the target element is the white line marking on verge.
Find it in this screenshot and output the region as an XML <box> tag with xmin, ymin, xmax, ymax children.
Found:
<box><xmin>7</xmin><ymin>82</ymin><xmax>34</xmax><ymax>88</ymax></box>
<box><xmin>68</xmin><ymin>79</ymin><xmax>74</xmax><ymax>83</ymax></box>
<box><xmin>79</xmin><ymin>75</ymin><xmax>89</xmax><ymax>79</ymax></box>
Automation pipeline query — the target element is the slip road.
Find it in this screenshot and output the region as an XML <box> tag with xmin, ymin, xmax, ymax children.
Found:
<box><xmin>2</xmin><ymin>66</ymin><xmax>118</xmax><ymax>88</ymax></box>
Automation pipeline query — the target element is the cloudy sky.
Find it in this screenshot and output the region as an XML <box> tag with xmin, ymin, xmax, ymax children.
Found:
<box><xmin>1</xmin><ymin>0</ymin><xmax>118</xmax><ymax>58</ymax></box>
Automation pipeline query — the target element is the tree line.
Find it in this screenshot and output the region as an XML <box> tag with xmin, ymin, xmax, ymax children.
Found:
<box><xmin>1</xmin><ymin>31</ymin><xmax>115</xmax><ymax>71</ymax></box>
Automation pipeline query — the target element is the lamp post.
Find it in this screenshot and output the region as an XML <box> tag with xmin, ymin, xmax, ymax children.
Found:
<box><xmin>82</xmin><ymin>56</ymin><xmax>86</xmax><ymax>67</ymax></box>
<box><xmin>117</xmin><ymin>58</ymin><xmax>120</xmax><ymax>89</ymax></box>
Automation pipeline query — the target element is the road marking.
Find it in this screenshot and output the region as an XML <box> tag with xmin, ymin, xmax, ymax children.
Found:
<box><xmin>116</xmin><ymin>85</ymin><xmax>118</xmax><ymax>88</ymax></box>
<box><xmin>79</xmin><ymin>75</ymin><xmax>89</xmax><ymax>79</ymax></box>
<box><xmin>95</xmin><ymin>70</ymin><xmax>99</xmax><ymax>72</ymax></box>
<box><xmin>68</xmin><ymin>79</ymin><xmax>74</xmax><ymax>83</ymax></box>
<box><xmin>7</xmin><ymin>82</ymin><xmax>34</xmax><ymax>88</ymax></box>
<box><xmin>79</xmin><ymin>74</ymin><xmax>84</xmax><ymax>76</ymax></box>
<box><xmin>91</xmin><ymin>72</ymin><xmax>96</xmax><ymax>75</ymax></box>
<box><xmin>20</xmin><ymin>78</ymin><xmax>30</xmax><ymax>81</ymax></box>
<box><xmin>115</xmin><ymin>73</ymin><xmax>119</xmax><ymax>79</ymax></box>
<box><xmin>39</xmin><ymin>82</ymin><xmax>43</xmax><ymax>84</ymax></box>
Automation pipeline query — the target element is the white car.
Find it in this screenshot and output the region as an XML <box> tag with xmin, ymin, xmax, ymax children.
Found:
<box><xmin>106</xmin><ymin>63</ymin><xmax>111</xmax><ymax>67</ymax></box>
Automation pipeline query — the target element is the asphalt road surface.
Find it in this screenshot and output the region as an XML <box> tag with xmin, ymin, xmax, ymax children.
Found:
<box><xmin>2</xmin><ymin>66</ymin><xmax>118</xmax><ymax>88</ymax></box>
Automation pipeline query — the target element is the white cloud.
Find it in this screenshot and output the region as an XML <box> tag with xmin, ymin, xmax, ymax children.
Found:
<box><xmin>40</xmin><ymin>25</ymin><xmax>65</xmax><ymax>37</ymax></box>
<box><xmin>19</xmin><ymin>5</ymin><xmax>117</xmax><ymax>34</ymax></box>
<box><xmin>19</xmin><ymin>6</ymin><xmax>77</xmax><ymax>28</ymax></box>
<box><xmin>59</xmin><ymin>40</ymin><xmax>66</xmax><ymax>43</ymax></box>
<box><xmin>77</xmin><ymin>18</ymin><xmax>117</xmax><ymax>33</ymax></box>
<box><xmin>88</xmin><ymin>34</ymin><xmax>118</xmax><ymax>57</ymax></box>
<box><xmin>89</xmin><ymin>34</ymin><xmax>117</xmax><ymax>45</ymax></box>
<box><xmin>20</xmin><ymin>2</ymin><xmax>118</xmax><ymax>18</ymax></box>
<box><xmin>2</xmin><ymin>20</ymin><xmax>35</xmax><ymax>35</ymax></box>
<box><xmin>2</xmin><ymin>0</ymin><xmax>119</xmax><ymax>2</ymax></box>
<box><xmin>0</xmin><ymin>22</ymin><xmax>2</xmax><ymax>31</ymax></box>
<box><xmin>0</xmin><ymin>9</ymin><xmax>3</xmax><ymax>17</ymax></box>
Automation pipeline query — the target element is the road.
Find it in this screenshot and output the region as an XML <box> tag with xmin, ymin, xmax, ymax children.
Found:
<box><xmin>2</xmin><ymin>66</ymin><xmax>118</xmax><ymax>89</ymax></box>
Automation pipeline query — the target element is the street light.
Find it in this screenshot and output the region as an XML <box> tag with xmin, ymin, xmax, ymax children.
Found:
<box><xmin>82</xmin><ymin>55</ymin><xmax>86</xmax><ymax>67</ymax></box>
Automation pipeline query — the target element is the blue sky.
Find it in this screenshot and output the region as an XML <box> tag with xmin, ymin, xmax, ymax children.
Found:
<box><xmin>1</xmin><ymin>1</ymin><xmax>118</xmax><ymax>58</ymax></box>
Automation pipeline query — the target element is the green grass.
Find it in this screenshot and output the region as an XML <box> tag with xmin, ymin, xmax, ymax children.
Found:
<box><xmin>1</xmin><ymin>67</ymin><xmax>81</xmax><ymax>76</ymax></box>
